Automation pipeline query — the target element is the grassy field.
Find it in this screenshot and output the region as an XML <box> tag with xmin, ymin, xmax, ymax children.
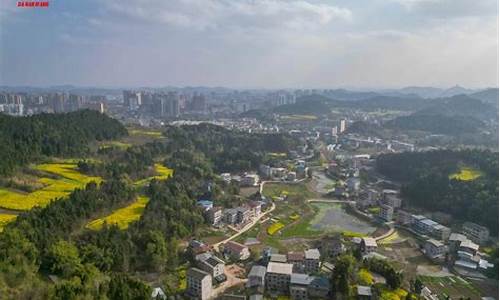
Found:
<box><xmin>133</xmin><ymin>164</ymin><xmax>174</xmax><ymax>187</ymax></box>
<box><xmin>262</xmin><ymin>182</ymin><xmax>315</xmax><ymax>200</ymax></box>
<box><xmin>418</xmin><ymin>276</ymin><xmax>481</xmax><ymax>300</ymax></box>
<box><xmin>0</xmin><ymin>162</ymin><xmax>102</xmax><ymax>211</ymax></box>
<box><xmin>449</xmin><ymin>167</ymin><xmax>482</xmax><ymax>181</ymax></box>
<box><xmin>128</xmin><ymin>128</ymin><xmax>164</xmax><ymax>138</ymax></box>
<box><xmin>86</xmin><ymin>196</ymin><xmax>150</xmax><ymax>230</ymax></box>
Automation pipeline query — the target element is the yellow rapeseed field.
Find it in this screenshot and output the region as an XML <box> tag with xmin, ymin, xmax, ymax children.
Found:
<box><xmin>0</xmin><ymin>214</ymin><xmax>17</xmax><ymax>232</ymax></box>
<box><xmin>86</xmin><ymin>196</ymin><xmax>150</xmax><ymax>230</ymax></box>
<box><xmin>0</xmin><ymin>162</ymin><xmax>102</xmax><ymax>211</ymax></box>
<box><xmin>267</xmin><ymin>222</ymin><xmax>285</xmax><ymax>235</ymax></box>
<box><xmin>134</xmin><ymin>163</ymin><xmax>174</xmax><ymax>187</ymax></box>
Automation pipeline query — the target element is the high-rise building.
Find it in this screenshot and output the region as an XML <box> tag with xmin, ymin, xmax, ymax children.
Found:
<box><xmin>340</xmin><ymin>119</ymin><xmax>347</xmax><ymax>133</ymax></box>
<box><xmin>189</xmin><ymin>93</ymin><xmax>206</xmax><ymax>112</ymax></box>
<box><xmin>154</xmin><ymin>92</ymin><xmax>180</xmax><ymax>117</ymax></box>
<box><xmin>123</xmin><ymin>91</ymin><xmax>141</xmax><ymax>110</ymax></box>
<box><xmin>67</xmin><ymin>94</ymin><xmax>83</xmax><ymax>112</ymax></box>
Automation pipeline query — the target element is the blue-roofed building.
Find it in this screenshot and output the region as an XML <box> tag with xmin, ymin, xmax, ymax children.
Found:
<box><xmin>197</xmin><ymin>200</ymin><xmax>213</xmax><ymax>211</ymax></box>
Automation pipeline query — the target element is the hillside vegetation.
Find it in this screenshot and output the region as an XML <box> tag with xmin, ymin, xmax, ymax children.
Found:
<box><xmin>376</xmin><ymin>150</ymin><xmax>498</xmax><ymax>234</ymax></box>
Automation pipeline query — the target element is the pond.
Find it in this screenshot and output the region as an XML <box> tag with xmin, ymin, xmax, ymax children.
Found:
<box><xmin>309</xmin><ymin>203</ymin><xmax>376</xmax><ymax>235</ymax></box>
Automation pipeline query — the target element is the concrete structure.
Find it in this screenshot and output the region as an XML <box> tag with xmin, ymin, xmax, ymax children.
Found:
<box><xmin>424</xmin><ymin>239</ymin><xmax>447</xmax><ymax>259</ymax></box>
<box><xmin>287</xmin><ymin>252</ymin><xmax>305</xmax><ymax>273</ymax></box>
<box><xmin>224</xmin><ymin>209</ymin><xmax>238</xmax><ymax>225</ymax></box>
<box><xmin>236</xmin><ymin>206</ymin><xmax>252</xmax><ymax>224</ymax></box>
<box><xmin>379</xmin><ymin>204</ymin><xmax>394</xmax><ymax>222</ymax></box>
<box><xmin>195</xmin><ymin>253</ymin><xmax>225</xmax><ymax>282</ymax></box>
<box><xmin>186</xmin><ymin>268</ymin><xmax>212</xmax><ymax>300</ymax></box>
<box><xmin>207</xmin><ymin>206</ymin><xmax>222</xmax><ymax>226</ymax></box>
<box><xmin>270</xmin><ymin>254</ymin><xmax>287</xmax><ymax>263</ymax></box>
<box><xmin>247</xmin><ymin>265</ymin><xmax>267</xmax><ymax>290</ymax></box>
<box><xmin>383</xmin><ymin>194</ymin><xmax>402</xmax><ymax>208</ymax></box>
<box><xmin>322</xmin><ymin>236</ymin><xmax>345</xmax><ymax>259</ymax></box>
<box><xmin>224</xmin><ymin>241</ymin><xmax>250</xmax><ymax>261</ymax></box>
<box><xmin>448</xmin><ymin>233</ymin><xmax>468</xmax><ymax>252</ymax></box>
<box><xmin>304</xmin><ymin>249</ymin><xmax>321</xmax><ymax>274</ymax></box>
<box><xmin>241</xmin><ymin>174</ymin><xmax>259</xmax><ymax>187</ymax></box>
<box><xmin>266</xmin><ymin>262</ymin><xmax>293</xmax><ymax>293</ymax></box>
<box><xmin>432</xmin><ymin>224</ymin><xmax>451</xmax><ymax>241</ymax></box>
<box><xmin>396</xmin><ymin>210</ymin><xmax>412</xmax><ymax>225</ymax></box>
<box><xmin>462</xmin><ymin>222</ymin><xmax>490</xmax><ymax>245</ymax></box>
<box><xmin>361</xmin><ymin>237</ymin><xmax>377</xmax><ymax>253</ymax></box>
<box><xmin>290</xmin><ymin>274</ymin><xmax>311</xmax><ymax>300</ymax></box>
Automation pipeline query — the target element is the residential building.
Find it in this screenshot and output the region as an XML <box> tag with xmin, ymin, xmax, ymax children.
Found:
<box><xmin>383</xmin><ymin>194</ymin><xmax>402</xmax><ymax>208</ymax></box>
<box><xmin>248</xmin><ymin>201</ymin><xmax>262</xmax><ymax>217</ymax></box>
<box><xmin>448</xmin><ymin>233</ymin><xmax>468</xmax><ymax>253</ymax></box>
<box><xmin>206</xmin><ymin>206</ymin><xmax>222</xmax><ymax>226</ymax></box>
<box><xmin>432</xmin><ymin>224</ymin><xmax>451</xmax><ymax>241</ymax></box>
<box><xmin>189</xmin><ymin>240</ymin><xmax>211</xmax><ymax>255</ymax></box>
<box><xmin>290</xmin><ymin>273</ymin><xmax>312</xmax><ymax>300</ymax></box>
<box><xmin>308</xmin><ymin>277</ymin><xmax>330</xmax><ymax>299</ymax></box>
<box><xmin>224</xmin><ymin>241</ymin><xmax>250</xmax><ymax>261</ymax></box>
<box><xmin>458</xmin><ymin>239</ymin><xmax>479</xmax><ymax>257</ymax></box>
<box><xmin>304</xmin><ymin>249</ymin><xmax>320</xmax><ymax>274</ymax></box>
<box><xmin>241</xmin><ymin>174</ymin><xmax>259</xmax><ymax>187</ymax></box>
<box><xmin>340</xmin><ymin>119</ymin><xmax>347</xmax><ymax>133</ymax></box>
<box><xmin>236</xmin><ymin>206</ymin><xmax>252</xmax><ymax>224</ymax></box>
<box><xmin>424</xmin><ymin>239</ymin><xmax>447</xmax><ymax>259</ymax></box>
<box><xmin>462</xmin><ymin>222</ymin><xmax>490</xmax><ymax>245</ymax></box>
<box><xmin>379</xmin><ymin>204</ymin><xmax>394</xmax><ymax>222</ymax></box>
<box><xmin>186</xmin><ymin>268</ymin><xmax>212</xmax><ymax>300</ymax></box>
<box><xmin>270</xmin><ymin>254</ymin><xmax>287</xmax><ymax>263</ymax></box>
<box><xmin>396</xmin><ymin>210</ymin><xmax>412</xmax><ymax>225</ymax></box>
<box><xmin>321</xmin><ymin>235</ymin><xmax>345</xmax><ymax>259</ymax></box>
<box><xmin>361</xmin><ymin>237</ymin><xmax>377</xmax><ymax>254</ymax></box>
<box><xmin>195</xmin><ymin>253</ymin><xmax>226</xmax><ymax>283</ymax></box>
<box><xmin>287</xmin><ymin>172</ymin><xmax>297</xmax><ymax>181</ymax></box>
<box><xmin>266</xmin><ymin>262</ymin><xmax>293</xmax><ymax>293</ymax></box>
<box><xmin>224</xmin><ymin>209</ymin><xmax>238</xmax><ymax>225</ymax></box>
<box><xmin>247</xmin><ymin>265</ymin><xmax>267</xmax><ymax>290</ymax></box>
<box><xmin>357</xmin><ymin>285</ymin><xmax>372</xmax><ymax>300</ymax></box>
<box><xmin>287</xmin><ymin>252</ymin><xmax>305</xmax><ymax>273</ymax></box>
<box><xmin>347</xmin><ymin>177</ymin><xmax>360</xmax><ymax>193</ymax></box>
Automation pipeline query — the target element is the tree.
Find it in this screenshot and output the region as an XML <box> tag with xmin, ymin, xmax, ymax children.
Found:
<box><xmin>46</xmin><ymin>241</ymin><xmax>82</xmax><ymax>278</ymax></box>
<box><xmin>331</xmin><ymin>254</ymin><xmax>355</xmax><ymax>296</ymax></box>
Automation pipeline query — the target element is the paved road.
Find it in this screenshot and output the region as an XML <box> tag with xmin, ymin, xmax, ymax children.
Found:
<box><xmin>307</xmin><ymin>198</ymin><xmax>355</xmax><ymax>204</ymax></box>
<box><xmin>212</xmin><ymin>201</ymin><xmax>276</xmax><ymax>250</ymax></box>
<box><xmin>374</xmin><ymin>225</ymin><xmax>395</xmax><ymax>241</ymax></box>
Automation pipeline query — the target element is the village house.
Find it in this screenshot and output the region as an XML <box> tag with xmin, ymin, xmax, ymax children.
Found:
<box><xmin>361</xmin><ymin>237</ymin><xmax>378</xmax><ymax>254</ymax></box>
<box><xmin>224</xmin><ymin>241</ymin><xmax>250</xmax><ymax>261</ymax></box>
<box><xmin>206</xmin><ymin>206</ymin><xmax>222</xmax><ymax>226</ymax></box>
<box><xmin>448</xmin><ymin>233</ymin><xmax>468</xmax><ymax>252</ymax></box>
<box><xmin>378</xmin><ymin>204</ymin><xmax>394</xmax><ymax>222</ymax></box>
<box><xmin>195</xmin><ymin>253</ymin><xmax>226</xmax><ymax>284</ymax></box>
<box><xmin>287</xmin><ymin>252</ymin><xmax>305</xmax><ymax>273</ymax></box>
<box><xmin>247</xmin><ymin>265</ymin><xmax>267</xmax><ymax>291</ymax></box>
<box><xmin>424</xmin><ymin>239</ymin><xmax>447</xmax><ymax>260</ymax></box>
<box><xmin>266</xmin><ymin>262</ymin><xmax>293</xmax><ymax>293</ymax></box>
<box><xmin>304</xmin><ymin>249</ymin><xmax>321</xmax><ymax>274</ymax></box>
<box><xmin>186</xmin><ymin>267</ymin><xmax>212</xmax><ymax>300</ymax></box>
<box><xmin>462</xmin><ymin>222</ymin><xmax>490</xmax><ymax>245</ymax></box>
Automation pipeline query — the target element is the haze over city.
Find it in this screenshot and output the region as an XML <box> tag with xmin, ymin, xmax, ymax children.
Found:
<box><xmin>1</xmin><ymin>0</ymin><xmax>498</xmax><ymax>88</ymax></box>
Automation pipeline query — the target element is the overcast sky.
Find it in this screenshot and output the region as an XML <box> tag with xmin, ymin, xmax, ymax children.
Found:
<box><xmin>0</xmin><ymin>0</ymin><xmax>498</xmax><ymax>88</ymax></box>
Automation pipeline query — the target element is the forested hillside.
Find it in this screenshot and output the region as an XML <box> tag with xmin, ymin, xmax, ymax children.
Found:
<box><xmin>376</xmin><ymin>150</ymin><xmax>498</xmax><ymax>234</ymax></box>
<box><xmin>0</xmin><ymin>123</ymin><xmax>297</xmax><ymax>298</ymax></box>
<box><xmin>0</xmin><ymin>110</ymin><xmax>127</xmax><ymax>175</ymax></box>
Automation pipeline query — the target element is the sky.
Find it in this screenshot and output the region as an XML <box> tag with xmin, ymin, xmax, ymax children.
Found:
<box><xmin>0</xmin><ymin>0</ymin><xmax>498</xmax><ymax>89</ymax></box>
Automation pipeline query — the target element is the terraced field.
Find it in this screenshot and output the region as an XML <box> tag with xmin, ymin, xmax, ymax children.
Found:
<box><xmin>133</xmin><ymin>164</ymin><xmax>174</xmax><ymax>187</ymax></box>
<box><xmin>0</xmin><ymin>161</ymin><xmax>102</xmax><ymax>230</ymax></box>
<box><xmin>86</xmin><ymin>196</ymin><xmax>150</xmax><ymax>230</ymax></box>
<box><xmin>449</xmin><ymin>167</ymin><xmax>483</xmax><ymax>181</ymax></box>
<box><xmin>0</xmin><ymin>162</ymin><xmax>102</xmax><ymax>211</ymax></box>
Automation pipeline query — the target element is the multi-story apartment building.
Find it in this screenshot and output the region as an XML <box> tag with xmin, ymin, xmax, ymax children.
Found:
<box><xmin>186</xmin><ymin>267</ymin><xmax>212</xmax><ymax>300</ymax></box>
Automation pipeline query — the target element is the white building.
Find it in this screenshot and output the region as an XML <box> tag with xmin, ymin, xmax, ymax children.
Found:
<box><xmin>361</xmin><ymin>237</ymin><xmax>377</xmax><ymax>253</ymax></box>
<box><xmin>186</xmin><ymin>267</ymin><xmax>212</xmax><ymax>300</ymax></box>
<box><xmin>304</xmin><ymin>249</ymin><xmax>321</xmax><ymax>274</ymax></box>
<box><xmin>424</xmin><ymin>239</ymin><xmax>447</xmax><ymax>259</ymax></box>
<box><xmin>379</xmin><ymin>204</ymin><xmax>394</xmax><ymax>222</ymax></box>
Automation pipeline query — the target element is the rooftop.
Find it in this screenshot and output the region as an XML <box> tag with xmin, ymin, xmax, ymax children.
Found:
<box><xmin>449</xmin><ymin>233</ymin><xmax>468</xmax><ymax>242</ymax></box>
<box><xmin>362</xmin><ymin>237</ymin><xmax>377</xmax><ymax>247</ymax></box>
<box><xmin>267</xmin><ymin>262</ymin><xmax>293</xmax><ymax>275</ymax></box>
<box><xmin>287</xmin><ymin>251</ymin><xmax>305</xmax><ymax>261</ymax></box>
<box><xmin>187</xmin><ymin>267</ymin><xmax>210</xmax><ymax>281</ymax></box>
<box><xmin>460</xmin><ymin>240</ymin><xmax>479</xmax><ymax>251</ymax></box>
<box><xmin>248</xmin><ymin>265</ymin><xmax>267</xmax><ymax>278</ymax></box>
<box><xmin>357</xmin><ymin>285</ymin><xmax>372</xmax><ymax>296</ymax></box>
<box><xmin>426</xmin><ymin>239</ymin><xmax>444</xmax><ymax>248</ymax></box>
<box><xmin>305</xmin><ymin>248</ymin><xmax>321</xmax><ymax>260</ymax></box>
<box><xmin>290</xmin><ymin>273</ymin><xmax>313</xmax><ymax>285</ymax></box>
<box><xmin>225</xmin><ymin>241</ymin><xmax>248</xmax><ymax>253</ymax></box>
<box><xmin>270</xmin><ymin>254</ymin><xmax>287</xmax><ymax>263</ymax></box>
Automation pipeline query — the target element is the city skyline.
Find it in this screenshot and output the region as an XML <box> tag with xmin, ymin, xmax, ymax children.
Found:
<box><xmin>1</xmin><ymin>0</ymin><xmax>498</xmax><ymax>88</ymax></box>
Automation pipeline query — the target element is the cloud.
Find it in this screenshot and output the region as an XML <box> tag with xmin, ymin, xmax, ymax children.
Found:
<box><xmin>394</xmin><ymin>0</ymin><xmax>498</xmax><ymax>18</ymax></box>
<box><xmin>102</xmin><ymin>0</ymin><xmax>352</xmax><ymax>31</ymax></box>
